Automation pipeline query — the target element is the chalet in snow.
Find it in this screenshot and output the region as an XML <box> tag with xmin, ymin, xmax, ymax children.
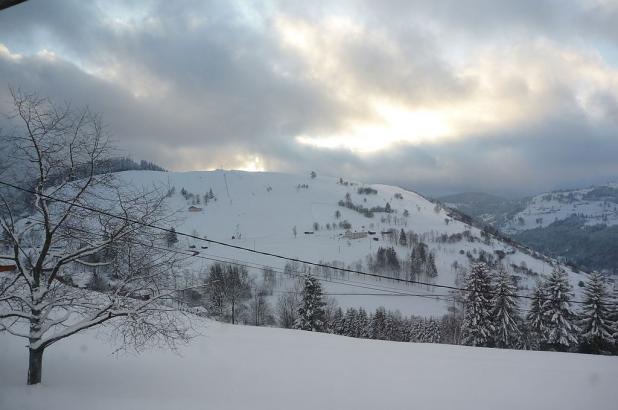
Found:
<box><xmin>188</xmin><ymin>206</ymin><xmax>203</xmax><ymax>212</ymax></box>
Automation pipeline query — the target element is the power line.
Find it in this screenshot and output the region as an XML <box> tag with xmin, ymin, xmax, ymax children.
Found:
<box><xmin>21</xmin><ymin>214</ymin><xmax>452</xmax><ymax>303</ymax></box>
<box><xmin>0</xmin><ymin>179</ymin><xmax>602</xmax><ymax>306</ymax></box>
<box><xmin>122</xmin><ymin>239</ymin><xmax>456</xmax><ymax>303</ymax></box>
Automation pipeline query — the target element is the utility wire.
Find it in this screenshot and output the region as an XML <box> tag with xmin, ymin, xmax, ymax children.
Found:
<box><xmin>20</xmin><ymin>215</ymin><xmax>453</xmax><ymax>304</ymax></box>
<box><xmin>0</xmin><ymin>179</ymin><xmax>606</xmax><ymax>306</ymax></box>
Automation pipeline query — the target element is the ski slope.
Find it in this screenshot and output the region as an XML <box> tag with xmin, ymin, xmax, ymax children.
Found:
<box><xmin>102</xmin><ymin>170</ymin><xmax>585</xmax><ymax>317</ymax></box>
<box><xmin>1</xmin><ymin>320</ymin><xmax>616</xmax><ymax>410</ymax></box>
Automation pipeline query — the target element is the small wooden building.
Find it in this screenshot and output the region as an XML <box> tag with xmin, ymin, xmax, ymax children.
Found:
<box><xmin>0</xmin><ymin>264</ymin><xmax>16</xmax><ymax>272</ymax></box>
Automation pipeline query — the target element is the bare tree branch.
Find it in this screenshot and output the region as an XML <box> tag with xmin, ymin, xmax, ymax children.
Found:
<box><xmin>0</xmin><ymin>90</ymin><xmax>191</xmax><ymax>385</ymax></box>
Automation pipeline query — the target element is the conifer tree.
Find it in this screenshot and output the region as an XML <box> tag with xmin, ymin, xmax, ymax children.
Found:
<box><xmin>461</xmin><ymin>262</ymin><xmax>494</xmax><ymax>347</ymax></box>
<box><xmin>384</xmin><ymin>312</ymin><xmax>398</xmax><ymax>341</ymax></box>
<box><xmin>407</xmin><ymin>318</ymin><xmax>420</xmax><ymax>342</ymax></box>
<box><xmin>579</xmin><ymin>272</ymin><xmax>613</xmax><ymax>353</ymax></box>
<box><xmin>410</xmin><ymin>243</ymin><xmax>428</xmax><ymax>280</ymax></box>
<box><xmin>294</xmin><ymin>275</ymin><xmax>326</xmax><ymax>332</ymax></box>
<box><xmin>343</xmin><ymin>308</ymin><xmax>357</xmax><ymax>336</ymax></box>
<box><xmin>541</xmin><ymin>266</ymin><xmax>579</xmax><ymax>351</ymax></box>
<box><xmin>611</xmin><ymin>286</ymin><xmax>618</xmax><ymax>347</ymax></box>
<box><xmin>424</xmin><ymin>319</ymin><xmax>441</xmax><ymax>343</ymax></box>
<box><xmin>371</xmin><ymin>307</ymin><xmax>387</xmax><ymax>339</ymax></box>
<box><xmin>426</xmin><ymin>253</ymin><xmax>438</xmax><ymax>278</ymax></box>
<box><xmin>357</xmin><ymin>308</ymin><xmax>370</xmax><ymax>338</ymax></box>
<box><xmin>399</xmin><ymin>229</ymin><xmax>407</xmax><ymax>247</ymax></box>
<box><xmin>492</xmin><ymin>268</ymin><xmax>520</xmax><ymax>348</ymax></box>
<box><xmin>526</xmin><ymin>283</ymin><xmax>546</xmax><ymax>349</ymax></box>
<box><xmin>331</xmin><ymin>307</ymin><xmax>345</xmax><ymax>335</ymax></box>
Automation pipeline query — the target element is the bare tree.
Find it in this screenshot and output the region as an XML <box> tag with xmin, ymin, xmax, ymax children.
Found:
<box><xmin>276</xmin><ymin>279</ymin><xmax>302</xmax><ymax>328</ymax></box>
<box><xmin>248</xmin><ymin>285</ymin><xmax>274</xmax><ymax>326</ymax></box>
<box><xmin>0</xmin><ymin>90</ymin><xmax>190</xmax><ymax>385</ymax></box>
<box><xmin>261</xmin><ymin>267</ymin><xmax>276</xmax><ymax>294</ymax></box>
<box><xmin>203</xmin><ymin>262</ymin><xmax>251</xmax><ymax>324</ymax></box>
<box><xmin>224</xmin><ymin>265</ymin><xmax>251</xmax><ymax>324</ymax></box>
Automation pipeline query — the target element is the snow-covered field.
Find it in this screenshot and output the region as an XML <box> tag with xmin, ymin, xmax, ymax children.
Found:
<box><xmin>1</xmin><ymin>320</ymin><xmax>616</xmax><ymax>410</ymax></box>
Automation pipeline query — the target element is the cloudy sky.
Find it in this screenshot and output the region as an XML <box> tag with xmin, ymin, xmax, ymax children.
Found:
<box><xmin>1</xmin><ymin>0</ymin><xmax>617</xmax><ymax>196</ymax></box>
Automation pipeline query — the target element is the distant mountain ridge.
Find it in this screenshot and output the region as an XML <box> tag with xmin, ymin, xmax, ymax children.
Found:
<box><xmin>437</xmin><ymin>192</ymin><xmax>525</xmax><ymax>227</ymax></box>
<box><xmin>439</xmin><ymin>183</ymin><xmax>618</xmax><ymax>274</ymax></box>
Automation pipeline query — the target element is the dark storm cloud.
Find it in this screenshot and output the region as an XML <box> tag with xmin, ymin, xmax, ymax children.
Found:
<box><xmin>0</xmin><ymin>0</ymin><xmax>617</xmax><ymax>196</ymax></box>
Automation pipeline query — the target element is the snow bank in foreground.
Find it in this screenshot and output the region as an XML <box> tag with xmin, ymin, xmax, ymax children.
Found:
<box><xmin>1</xmin><ymin>321</ymin><xmax>617</xmax><ymax>410</ymax></box>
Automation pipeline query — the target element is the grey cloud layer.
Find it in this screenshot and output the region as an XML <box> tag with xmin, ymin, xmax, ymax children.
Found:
<box><xmin>0</xmin><ymin>0</ymin><xmax>616</xmax><ymax>196</ymax></box>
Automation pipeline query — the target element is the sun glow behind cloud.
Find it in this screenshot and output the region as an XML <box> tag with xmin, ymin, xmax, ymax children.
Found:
<box><xmin>276</xmin><ymin>15</ymin><xmax>516</xmax><ymax>153</ymax></box>
<box><xmin>237</xmin><ymin>155</ymin><xmax>266</xmax><ymax>172</ymax></box>
<box><xmin>277</xmin><ymin>15</ymin><xmax>457</xmax><ymax>153</ymax></box>
<box><xmin>277</xmin><ymin>14</ymin><xmax>618</xmax><ymax>155</ymax></box>
<box><xmin>296</xmin><ymin>102</ymin><xmax>453</xmax><ymax>153</ymax></box>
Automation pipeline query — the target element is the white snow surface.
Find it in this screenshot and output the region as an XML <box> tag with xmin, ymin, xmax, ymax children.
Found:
<box><xmin>97</xmin><ymin>170</ymin><xmax>584</xmax><ymax>316</ymax></box>
<box><xmin>1</xmin><ymin>320</ymin><xmax>617</xmax><ymax>410</ymax></box>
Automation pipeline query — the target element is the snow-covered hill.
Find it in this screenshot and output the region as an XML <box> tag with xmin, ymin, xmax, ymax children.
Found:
<box><xmin>1</xmin><ymin>320</ymin><xmax>616</xmax><ymax>410</ymax></box>
<box><xmin>106</xmin><ymin>170</ymin><xmax>584</xmax><ymax>317</ymax></box>
<box><xmin>502</xmin><ymin>183</ymin><xmax>618</xmax><ymax>234</ymax></box>
<box><xmin>440</xmin><ymin>183</ymin><xmax>618</xmax><ymax>274</ymax></box>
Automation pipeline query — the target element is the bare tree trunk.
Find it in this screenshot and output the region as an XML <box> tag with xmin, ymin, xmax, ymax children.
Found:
<box><xmin>27</xmin><ymin>303</ymin><xmax>44</xmax><ymax>385</ymax></box>
<box><xmin>27</xmin><ymin>347</ymin><xmax>44</xmax><ymax>385</ymax></box>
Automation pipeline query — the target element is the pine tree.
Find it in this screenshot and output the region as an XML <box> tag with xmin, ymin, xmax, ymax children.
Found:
<box><xmin>408</xmin><ymin>318</ymin><xmax>422</xmax><ymax>342</ymax></box>
<box><xmin>331</xmin><ymin>307</ymin><xmax>345</xmax><ymax>335</ymax></box>
<box><xmin>579</xmin><ymin>272</ymin><xmax>613</xmax><ymax>353</ymax></box>
<box><xmin>461</xmin><ymin>262</ymin><xmax>494</xmax><ymax>347</ymax></box>
<box><xmin>410</xmin><ymin>243</ymin><xmax>428</xmax><ymax>280</ymax></box>
<box><xmin>426</xmin><ymin>253</ymin><xmax>438</xmax><ymax>278</ymax></box>
<box><xmin>526</xmin><ymin>283</ymin><xmax>546</xmax><ymax>349</ymax></box>
<box><xmin>294</xmin><ymin>275</ymin><xmax>327</xmax><ymax>332</ymax></box>
<box><xmin>371</xmin><ymin>307</ymin><xmax>387</xmax><ymax>339</ymax></box>
<box><xmin>343</xmin><ymin>308</ymin><xmax>357</xmax><ymax>336</ymax></box>
<box><xmin>541</xmin><ymin>266</ymin><xmax>579</xmax><ymax>351</ymax></box>
<box><xmin>492</xmin><ymin>269</ymin><xmax>520</xmax><ymax>348</ymax></box>
<box><xmin>357</xmin><ymin>308</ymin><xmax>370</xmax><ymax>338</ymax></box>
<box><xmin>384</xmin><ymin>311</ymin><xmax>398</xmax><ymax>341</ymax></box>
<box><xmin>424</xmin><ymin>319</ymin><xmax>441</xmax><ymax>343</ymax></box>
<box><xmin>611</xmin><ymin>286</ymin><xmax>618</xmax><ymax>347</ymax></box>
<box><xmin>399</xmin><ymin>229</ymin><xmax>407</xmax><ymax>247</ymax></box>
